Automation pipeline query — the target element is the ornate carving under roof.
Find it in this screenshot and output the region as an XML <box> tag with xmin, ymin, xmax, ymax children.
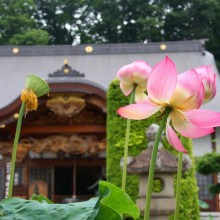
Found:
<box><xmin>49</xmin><ymin>59</ymin><xmax>85</xmax><ymax>77</ymax></box>
<box><xmin>25</xmin><ymin>108</ymin><xmax>105</xmax><ymax>126</ymax></box>
<box><xmin>0</xmin><ymin>135</ymin><xmax>106</xmax><ymax>161</ymax></box>
<box><xmin>46</xmin><ymin>96</ymin><xmax>86</xmax><ymax>117</ymax></box>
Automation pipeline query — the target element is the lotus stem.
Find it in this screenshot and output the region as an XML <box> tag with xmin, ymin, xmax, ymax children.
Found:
<box><xmin>121</xmin><ymin>91</ymin><xmax>135</xmax><ymax>191</ymax></box>
<box><xmin>174</xmin><ymin>151</ymin><xmax>183</xmax><ymax>220</ymax></box>
<box><xmin>8</xmin><ymin>102</ymin><xmax>25</xmax><ymax>197</ymax></box>
<box><xmin>144</xmin><ymin>107</ymin><xmax>172</xmax><ymax>220</ymax></box>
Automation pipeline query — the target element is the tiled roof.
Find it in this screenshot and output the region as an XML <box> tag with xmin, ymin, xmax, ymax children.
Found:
<box><xmin>0</xmin><ymin>40</ymin><xmax>206</xmax><ymax>56</ymax></box>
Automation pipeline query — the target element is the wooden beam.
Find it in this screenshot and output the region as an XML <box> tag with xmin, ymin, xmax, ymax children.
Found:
<box><xmin>26</xmin><ymin>158</ymin><xmax>105</xmax><ymax>167</ymax></box>
<box><xmin>20</xmin><ymin>125</ymin><xmax>106</xmax><ymax>134</ymax></box>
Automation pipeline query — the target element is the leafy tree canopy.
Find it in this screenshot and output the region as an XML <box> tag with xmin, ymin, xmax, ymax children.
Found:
<box><xmin>162</xmin><ymin>0</ymin><xmax>220</xmax><ymax>66</ymax></box>
<box><xmin>9</xmin><ymin>29</ymin><xmax>49</xmax><ymax>45</ymax></box>
<box><xmin>0</xmin><ymin>0</ymin><xmax>49</xmax><ymax>45</ymax></box>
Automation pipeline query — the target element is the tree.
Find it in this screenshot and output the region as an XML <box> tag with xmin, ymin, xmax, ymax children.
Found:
<box><xmin>34</xmin><ymin>0</ymin><xmax>83</xmax><ymax>44</ymax></box>
<box><xmin>197</xmin><ymin>153</ymin><xmax>220</xmax><ymax>194</ymax></box>
<box><xmin>77</xmin><ymin>0</ymin><xmax>164</xmax><ymax>43</ymax></box>
<box><xmin>9</xmin><ymin>29</ymin><xmax>49</xmax><ymax>45</ymax></box>
<box><xmin>34</xmin><ymin>0</ymin><xmax>164</xmax><ymax>44</ymax></box>
<box><xmin>162</xmin><ymin>0</ymin><xmax>220</xmax><ymax>67</ymax></box>
<box><xmin>0</xmin><ymin>0</ymin><xmax>49</xmax><ymax>45</ymax></box>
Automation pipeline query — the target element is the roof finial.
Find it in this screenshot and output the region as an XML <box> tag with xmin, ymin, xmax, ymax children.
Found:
<box><xmin>64</xmin><ymin>59</ymin><xmax>68</xmax><ymax>65</ymax></box>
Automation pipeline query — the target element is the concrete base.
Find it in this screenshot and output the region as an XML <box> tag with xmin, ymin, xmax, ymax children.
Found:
<box><xmin>145</xmin><ymin>216</ymin><xmax>170</xmax><ymax>220</ymax></box>
<box><xmin>136</xmin><ymin>198</ymin><xmax>175</xmax><ymax>219</ymax></box>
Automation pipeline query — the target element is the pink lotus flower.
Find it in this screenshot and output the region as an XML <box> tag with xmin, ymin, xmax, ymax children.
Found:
<box><xmin>117</xmin><ymin>56</ymin><xmax>220</xmax><ymax>153</ymax></box>
<box><xmin>195</xmin><ymin>65</ymin><xmax>216</xmax><ymax>104</ymax></box>
<box><xmin>117</xmin><ymin>61</ymin><xmax>152</xmax><ymax>102</ymax></box>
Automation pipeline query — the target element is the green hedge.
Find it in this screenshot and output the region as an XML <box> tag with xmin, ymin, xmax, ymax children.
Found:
<box><xmin>107</xmin><ymin>79</ymin><xmax>200</xmax><ymax>220</ymax></box>
<box><xmin>197</xmin><ymin>153</ymin><xmax>220</xmax><ymax>175</ymax></box>
<box><xmin>197</xmin><ymin>152</ymin><xmax>220</xmax><ymax>195</ymax></box>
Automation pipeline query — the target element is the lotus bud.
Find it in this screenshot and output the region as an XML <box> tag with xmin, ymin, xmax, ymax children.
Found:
<box><xmin>195</xmin><ymin>65</ymin><xmax>216</xmax><ymax>104</ymax></box>
<box><xmin>117</xmin><ymin>61</ymin><xmax>152</xmax><ymax>102</ymax></box>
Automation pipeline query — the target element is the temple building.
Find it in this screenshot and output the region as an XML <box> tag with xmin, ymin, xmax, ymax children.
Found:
<box><xmin>0</xmin><ymin>40</ymin><xmax>219</xmax><ymax>210</ymax></box>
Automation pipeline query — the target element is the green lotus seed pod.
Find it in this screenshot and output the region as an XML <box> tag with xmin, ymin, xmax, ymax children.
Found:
<box><xmin>25</xmin><ymin>74</ymin><xmax>50</xmax><ymax>97</ymax></box>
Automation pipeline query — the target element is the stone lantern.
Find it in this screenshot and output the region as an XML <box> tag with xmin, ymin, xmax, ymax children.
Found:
<box><xmin>127</xmin><ymin>124</ymin><xmax>191</xmax><ymax>220</ymax></box>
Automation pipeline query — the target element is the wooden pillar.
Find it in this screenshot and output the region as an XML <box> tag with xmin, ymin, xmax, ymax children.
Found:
<box><xmin>211</xmin><ymin>131</ymin><xmax>220</xmax><ymax>211</ymax></box>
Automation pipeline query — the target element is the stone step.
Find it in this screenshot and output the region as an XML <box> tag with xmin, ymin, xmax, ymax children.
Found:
<box><xmin>200</xmin><ymin>212</ymin><xmax>220</xmax><ymax>220</ymax></box>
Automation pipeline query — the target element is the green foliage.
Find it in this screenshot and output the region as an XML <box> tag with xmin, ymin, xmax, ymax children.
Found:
<box><xmin>170</xmin><ymin>148</ymin><xmax>199</xmax><ymax>220</ymax></box>
<box><xmin>115</xmin><ymin>132</ymin><xmax>146</xmax><ymax>149</ymax></box>
<box><xmin>0</xmin><ymin>197</ymin><xmax>97</xmax><ymax>220</ymax></box>
<box><xmin>9</xmin><ymin>29</ymin><xmax>49</xmax><ymax>45</ymax></box>
<box><xmin>0</xmin><ymin>0</ymin><xmax>49</xmax><ymax>45</ymax></box>
<box><xmin>208</xmin><ymin>183</ymin><xmax>220</xmax><ymax>194</ymax></box>
<box><xmin>162</xmin><ymin>0</ymin><xmax>220</xmax><ymax>67</ymax></box>
<box><xmin>78</xmin><ymin>0</ymin><xmax>163</xmax><ymax>43</ymax></box>
<box><xmin>107</xmin><ymin>79</ymin><xmax>200</xmax><ymax>220</ymax></box>
<box><xmin>30</xmin><ymin>193</ymin><xmax>53</xmax><ymax>204</ymax></box>
<box><xmin>152</xmin><ymin>178</ymin><xmax>163</xmax><ymax>193</ymax></box>
<box><xmin>34</xmin><ymin>0</ymin><xmax>81</xmax><ymax>44</ymax></box>
<box><xmin>0</xmin><ymin>181</ymin><xmax>139</xmax><ymax>220</ymax></box>
<box><xmin>199</xmin><ymin>200</ymin><xmax>209</xmax><ymax>209</ymax></box>
<box><xmin>197</xmin><ymin>153</ymin><xmax>220</xmax><ymax>175</ymax></box>
<box><xmin>197</xmin><ymin>153</ymin><xmax>220</xmax><ymax>195</ymax></box>
<box><xmin>94</xmin><ymin>181</ymin><xmax>140</xmax><ymax>220</ymax></box>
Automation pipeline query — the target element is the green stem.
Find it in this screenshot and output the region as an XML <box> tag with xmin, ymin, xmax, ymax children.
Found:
<box><xmin>121</xmin><ymin>91</ymin><xmax>135</xmax><ymax>191</ymax></box>
<box><xmin>8</xmin><ymin>102</ymin><xmax>25</xmax><ymax>198</ymax></box>
<box><xmin>144</xmin><ymin>107</ymin><xmax>171</xmax><ymax>220</ymax></box>
<box><xmin>174</xmin><ymin>151</ymin><xmax>183</xmax><ymax>220</ymax></box>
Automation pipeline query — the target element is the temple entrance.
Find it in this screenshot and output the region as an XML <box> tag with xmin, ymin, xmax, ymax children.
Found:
<box><xmin>27</xmin><ymin>158</ymin><xmax>105</xmax><ymax>203</ymax></box>
<box><xmin>54</xmin><ymin>167</ymin><xmax>73</xmax><ymax>196</ymax></box>
<box><xmin>75</xmin><ymin>166</ymin><xmax>103</xmax><ymax>197</ymax></box>
<box><xmin>0</xmin><ymin>79</ymin><xmax>106</xmax><ymax>202</ymax></box>
<box><xmin>53</xmin><ymin>160</ymin><xmax>104</xmax><ymax>203</ymax></box>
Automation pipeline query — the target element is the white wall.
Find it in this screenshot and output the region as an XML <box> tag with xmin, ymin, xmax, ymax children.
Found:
<box><xmin>193</xmin><ymin>127</ymin><xmax>220</xmax><ymax>157</ymax></box>
<box><xmin>193</xmin><ymin>135</ymin><xmax>212</xmax><ymax>157</ymax></box>
<box><xmin>214</xmin><ymin>127</ymin><xmax>220</xmax><ymax>153</ymax></box>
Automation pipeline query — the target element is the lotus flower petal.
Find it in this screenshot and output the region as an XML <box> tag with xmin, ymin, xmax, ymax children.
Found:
<box><xmin>170</xmin><ymin>69</ymin><xmax>204</xmax><ymax>110</ymax></box>
<box><xmin>171</xmin><ymin>110</ymin><xmax>214</xmax><ymax>138</ymax></box>
<box><xmin>134</xmin><ymin>87</ymin><xmax>148</xmax><ymax>102</ymax></box>
<box><xmin>117</xmin><ymin>102</ymin><xmax>162</xmax><ymax>120</ymax></box>
<box><xmin>185</xmin><ymin>109</ymin><xmax>220</xmax><ymax>128</ymax></box>
<box><xmin>147</xmin><ymin>56</ymin><xmax>177</xmax><ymax>104</ymax></box>
<box><xmin>117</xmin><ymin>61</ymin><xmax>151</xmax><ymax>96</ymax></box>
<box><xmin>195</xmin><ymin>65</ymin><xmax>216</xmax><ymax>104</ymax></box>
<box><xmin>119</xmin><ymin>82</ymin><xmax>133</xmax><ymax>96</ymax></box>
<box><xmin>132</xmin><ymin>61</ymin><xmax>152</xmax><ymax>84</ymax></box>
<box><xmin>166</xmin><ymin>124</ymin><xmax>187</xmax><ymax>153</ymax></box>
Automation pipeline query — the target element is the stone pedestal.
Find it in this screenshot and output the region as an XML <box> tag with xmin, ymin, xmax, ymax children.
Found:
<box><xmin>136</xmin><ymin>198</ymin><xmax>175</xmax><ymax>220</ymax></box>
